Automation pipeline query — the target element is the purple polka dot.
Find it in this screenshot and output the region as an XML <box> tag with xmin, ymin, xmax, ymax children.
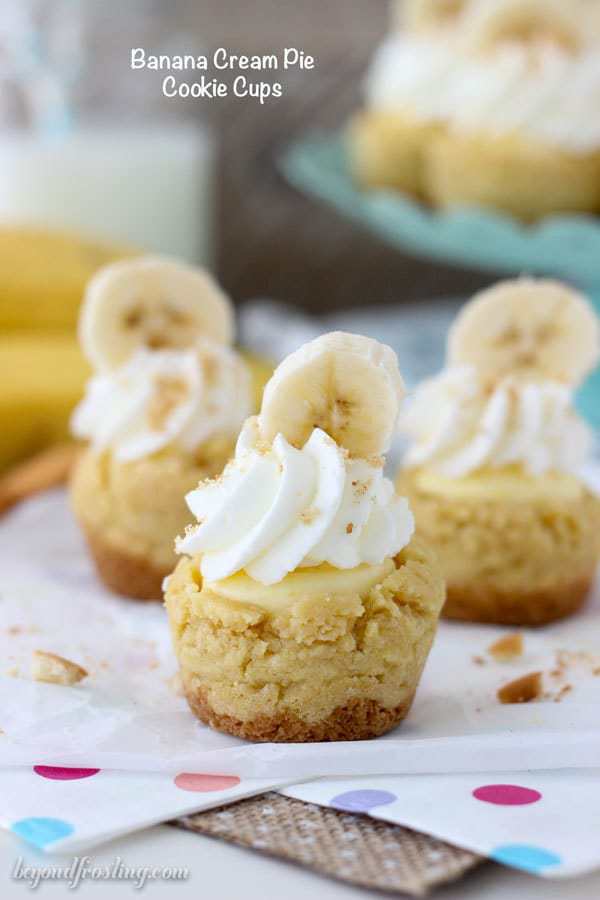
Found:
<box><xmin>33</xmin><ymin>766</ymin><xmax>100</xmax><ymax>781</ymax></box>
<box><xmin>473</xmin><ymin>784</ymin><xmax>542</xmax><ymax>806</ymax></box>
<box><xmin>330</xmin><ymin>789</ymin><xmax>397</xmax><ymax>813</ymax></box>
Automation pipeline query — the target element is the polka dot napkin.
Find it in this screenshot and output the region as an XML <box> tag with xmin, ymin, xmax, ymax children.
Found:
<box><xmin>0</xmin><ymin>766</ymin><xmax>286</xmax><ymax>853</ymax></box>
<box><xmin>282</xmin><ymin>770</ymin><xmax>600</xmax><ymax>879</ymax></box>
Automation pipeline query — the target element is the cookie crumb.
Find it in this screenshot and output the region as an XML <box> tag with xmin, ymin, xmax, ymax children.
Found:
<box><xmin>497</xmin><ymin>671</ymin><xmax>542</xmax><ymax>704</ymax></box>
<box><xmin>472</xmin><ymin>655</ymin><xmax>486</xmax><ymax>666</ymax></box>
<box><xmin>32</xmin><ymin>651</ymin><xmax>88</xmax><ymax>686</ymax></box>
<box><xmin>554</xmin><ymin>684</ymin><xmax>573</xmax><ymax>703</ymax></box>
<box><xmin>488</xmin><ymin>633</ymin><xmax>524</xmax><ymax>662</ymax></box>
<box><xmin>167</xmin><ymin>673</ymin><xmax>184</xmax><ymax>696</ymax></box>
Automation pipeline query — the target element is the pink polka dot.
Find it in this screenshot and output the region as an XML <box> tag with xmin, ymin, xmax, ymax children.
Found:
<box><xmin>473</xmin><ymin>784</ymin><xmax>542</xmax><ymax>806</ymax></box>
<box><xmin>174</xmin><ymin>773</ymin><xmax>241</xmax><ymax>792</ymax></box>
<box><xmin>33</xmin><ymin>766</ymin><xmax>100</xmax><ymax>781</ymax></box>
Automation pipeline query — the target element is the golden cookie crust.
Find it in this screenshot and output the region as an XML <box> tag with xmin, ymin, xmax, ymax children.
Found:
<box><xmin>426</xmin><ymin>130</ymin><xmax>600</xmax><ymax>221</ymax></box>
<box><xmin>70</xmin><ymin>443</ymin><xmax>233</xmax><ymax>599</ymax></box>
<box><xmin>165</xmin><ymin>537</ymin><xmax>445</xmax><ymax>742</ymax></box>
<box><xmin>444</xmin><ymin>575</ymin><xmax>593</xmax><ymax>627</ymax></box>
<box><xmin>347</xmin><ymin>110</ymin><xmax>440</xmax><ymax>199</ymax></box>
<box><xmin>81</xmin><ymin>525</ymin><xmax>168</xmax><ymax>601</ymax></box>
<box><xmin>183</xmin><ymin>684</ymin><xmax>416</xmax><ymax>743</ymax></box>
<box><xmin>398</xmin><ymin>469</ymin><xmax>600</xmax><ymax>627</ymax></box>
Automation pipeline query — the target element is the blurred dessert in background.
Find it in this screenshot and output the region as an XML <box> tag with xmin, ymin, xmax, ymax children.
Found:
<box><xmin>70</xmin><ymin>256</ymin><xmax>268</xmax><ymax>601</ymax></box>
<box><xmin>349</xmin><ymin>0</ymin><xmax>600</xmax><ymax>220</ymax></box>
<box><xmin>398</xmin><ymin>277</ymin><xmax>600</xmax><ymax>626</ymax></box>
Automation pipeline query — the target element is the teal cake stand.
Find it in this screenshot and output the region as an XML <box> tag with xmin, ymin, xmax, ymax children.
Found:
<box><xmin>281</xmin><ymin>134</ymin><xmax>600</xmax><ymax>430</ymax></box>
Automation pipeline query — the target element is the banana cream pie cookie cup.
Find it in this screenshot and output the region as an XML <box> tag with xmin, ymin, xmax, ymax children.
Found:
<box><xmin>166</xmin><ymin>332</ymin><xmax>445</xmax><ymax>742</ymax></box>
<box><xmin>426</xmin><ymin>0</ymin><xmax>600</xmax><ymax>220</ymax></box>
<box><xmin>70</xmin><ymin>256</ymin><xmax>256</xmax><ymax>601</ymax></box>
<box><xmin>349</xmin><ymin>0</ymin><xmax>600</xmax><ymax>220</ymax></box>
<box><xmin>399</xmin><ymin>278</ymin><xmax>600</xmax><ymax>627</ymax></box>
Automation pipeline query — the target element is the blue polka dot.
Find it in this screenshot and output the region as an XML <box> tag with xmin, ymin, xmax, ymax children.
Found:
<box><xmin>491</xmin><ymin>844</ymin><xmax>562</xmax><ymax>874</ymax></box>
<box><xmin>11</xmin><ymin>817</ymin><xmax>74</xmax><ymax>849</ymax></box>
<box><xmin>330</xmin><ymin>789</ymin><xmax>397</xmax><ymax>813</ymax></box>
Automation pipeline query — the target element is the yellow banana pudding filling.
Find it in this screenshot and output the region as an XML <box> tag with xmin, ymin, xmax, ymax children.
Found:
<box><xmin>166</xmin><ymin>332</ymin><xmax>445</xmax><ymax>742</ymax></box>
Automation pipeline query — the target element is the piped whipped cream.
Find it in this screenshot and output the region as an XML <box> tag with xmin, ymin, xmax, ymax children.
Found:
<box><xmin>366</xmin><ymin>34</ymin><xmax>600</xmax><ymax>153</ymax></box>
<box><xmin>402</xmin><ymin>365</ymin><xmax>592</xmax><ymax>478</ymax></box>
<box><xmin>72</xmin><ymin>339</ymin><xmax>251</xmax><ymax>462</ymax></box>
<box><xmin>177</xmin><ymin>417</ymin><xmax>414</xmax><ymax>586</ymax></box>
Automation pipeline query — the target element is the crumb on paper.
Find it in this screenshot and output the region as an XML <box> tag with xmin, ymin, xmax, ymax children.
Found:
<box><xmin>553</xmin><ymin>684</ymin><xmax>573</xmax><ymax>703</ymax></box>
<box><xmin>32</xmin><ymin>651</ymin><xmax>88</xmax><ymax>686</ymax></box>
<box><xmin>472</xmin><ymin>655</ymin><xmax>486</xmax><ymax>666</ymax></box>
<box><xmin>168</xmin><ymin>673</ymin><xmax>184</xmax><ymax>696</ymax></box>
<box><xmin>488</xmin><ymin>633</ymin><xmax>524</xmax><ymax>662</ymax></box>
<box><xmin>497</xmin><ymin>671</ymin><xmax>542</xmax><ymax>704</ymax></box>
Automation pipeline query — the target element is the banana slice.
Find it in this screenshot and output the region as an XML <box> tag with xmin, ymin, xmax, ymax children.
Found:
<box><xmin>462</xmin><ymin>0</ymin><xmax>583</xmax><ymax>54</ymax></box>
<box><xmin>79</xmin><ymin>256</ymin><xmax>234</xmax><ymax>371</ymax></box>
<box><xmin>448</xmin><ymin>278</ymin><xmax>600</xmax><ymax>387</ymax></box>
<box><xmin>402</xmin><ymin>0</ymin><xmax>468</xmax><ymax>31</ymax></box>
<box><xmin>258</xmin><ymin>332</ymin><xmax>405</xmax><ymax>457</ymax></box>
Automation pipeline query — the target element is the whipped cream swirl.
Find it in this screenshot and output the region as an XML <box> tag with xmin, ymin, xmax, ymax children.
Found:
<box><xmin>402</xmin><ymin>365</ymin><xmax>592</xmax><ymax>478</ymax></box>
<box><xmin>366</xmin><ymin>34</ymin><xmax>600</xmax><ymax>153</ymax></box>
<box><xmin>177</xmin><ymin>418</ymin><xmax>414</xmax><ymax>585</ymax></box>
<box><xmin>72</xmin><ymin>340</ymin><xmax>251</xmax><ymax>462</ymax></box>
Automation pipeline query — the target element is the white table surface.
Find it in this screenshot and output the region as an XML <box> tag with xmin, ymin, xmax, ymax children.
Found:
<box><xmin>3</xmin><ymin>825</ymin><xmax>600</xmax><ymax>900</ymax></box>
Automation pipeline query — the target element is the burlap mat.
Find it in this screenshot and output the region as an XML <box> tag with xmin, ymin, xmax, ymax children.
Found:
<box><xmin>173</xmin><ymin>792</ymin><xmax>482</xmax><ymax>896</ymax></box>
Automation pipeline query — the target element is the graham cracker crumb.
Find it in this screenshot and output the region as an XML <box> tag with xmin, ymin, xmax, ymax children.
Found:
<box><xmin>300</xmin><ymin>507</ymin><xmax>318</xmax><ymax>524</ymax></box>
<box><xmin>554</xmin><ymin>684</ymin><xmax>573</xmax><ymax>703</ymax></box>
<box><xmin>346</xmin><ymin>523</ymin><xmax>354</xmax><ymax>534</ymax></box>
<box><xmin>497</xmin><ymin>671</ymin><xmax>542</xmax><ymax>704</ymax></box>
<box><xmin>32</xmin><ymin>651</ymin><xmax>88</xmax><ymax>686</ymax></box>
<box><xmin>168</xmin><ymin>673</ymin><xmax>184</xmax><ymax>696</ymax></box>
<box><xmin>147</xmin><ymin>376</ymin><xmax>189</xmax><ymax>430</ymax></box>
<box><xmin>488</xmin><ymin>633</ymin><xmax>524</xmax><ymax>662</ymax></box>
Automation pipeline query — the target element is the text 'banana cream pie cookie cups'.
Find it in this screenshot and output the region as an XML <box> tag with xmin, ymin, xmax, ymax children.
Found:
<box><xmin>165</xmin><ymin>332</ymin><xmax>445</xmax><ymax>742</ymax></box>
<box><xmin>398</xmin><ymin>278</ymin><xmax>600</xmax><ymax>627</ymax></box>
<box><xmin>70</xmin><ymin>256</ymin><xmax>266</xmax><ymax>601</ymax></box>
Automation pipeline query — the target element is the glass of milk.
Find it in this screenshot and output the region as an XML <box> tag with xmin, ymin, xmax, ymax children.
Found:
<box><xmin>0</xmin><ymin>0</ymin><xmax>215</xmax><ymax>266</ymax></box>
<box><xmin>0</xmin><ymin>124</ymin><xmax>215</xmax><ymax>265</ymax></box>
